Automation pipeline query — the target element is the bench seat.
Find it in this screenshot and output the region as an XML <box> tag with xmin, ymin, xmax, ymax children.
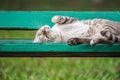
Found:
<box><xmin>0</xmin><ymin>39</ymin><xmax>120</xmax><ymax>52</ymax></box>
<box><xmin>0</xmin><ymin>39</ymin><xmax>120</xmax><ymax>57</ymax></box>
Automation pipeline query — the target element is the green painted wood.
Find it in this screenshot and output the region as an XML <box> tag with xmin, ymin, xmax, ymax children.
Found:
<box><xmin>0</xmin><ymin>11</ymin><xmax>120</xmax><ymax>53</ymax></box>
<box><xmin>0</xmin><ymin>39</ymin><xmax>120</xmax><ymax>52</ymax></box>
<box><xmin>0</xmin><ymin>11</ymin><xmax>120</xmax><ymax>30</ymax></box>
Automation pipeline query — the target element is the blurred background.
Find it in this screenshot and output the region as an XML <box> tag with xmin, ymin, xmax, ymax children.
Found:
<box><xmin>0</xmin><ymin>0</ymin><xmax>120</xmax><ymax>80</ymax></box>
<box><xmin>0</xmin><ymin>58</ymin><xmax>120</xmax><ymax>80</ymax></box>
<box><xmin>0</xmin><ymin>0</ymin><xmax>120</xmax><ymax>11</ymax></box>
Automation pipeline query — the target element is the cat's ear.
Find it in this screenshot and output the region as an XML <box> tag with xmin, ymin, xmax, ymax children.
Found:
<box><xmin>38</xmin><ymin>25</ymin><xmax>50</xmax><ymax>30</ymax></box>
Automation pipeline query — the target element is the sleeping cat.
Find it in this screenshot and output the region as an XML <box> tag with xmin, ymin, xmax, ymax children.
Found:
<box><xmin>33</xmin><ymin>15</ymin><xmax>120</xmax><ymax>46</ymax></box>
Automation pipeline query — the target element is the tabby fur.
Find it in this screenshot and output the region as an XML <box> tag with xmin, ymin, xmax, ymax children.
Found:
<box><xmin>33</xmin><ymin>15</ymin><xmax>120</xmax><ymax>45</ymax></box>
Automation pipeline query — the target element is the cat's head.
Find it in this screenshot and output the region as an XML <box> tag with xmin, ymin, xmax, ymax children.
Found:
<box><xmin>33</xmin><ymin>25</ymin><xmax>61</xmax><ymax>43</ymax></box>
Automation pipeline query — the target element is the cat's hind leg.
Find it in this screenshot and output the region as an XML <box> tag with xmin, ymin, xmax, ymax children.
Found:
<box><xmin>67</xmin><ymin>36</ymin><xmax>112</xmax><ymax>46</ymax></box>
<box><xmin>100</xmin><ymin>30</ymin><xmax>120</xmax><ymax>43</ymax></box>
<box><xmin>90</xmin><ymin>37</ymin><xmax>112</xmax><ymax>46</ymax></box>
<box><xmin>52</xmin><ymin>15</ymin><xmax>78</xmax><ymax>25</ymax></box>
<box><xmin>90</xmin><ymin>29</ymin><xmax>120</xmax><ymax>45</ymax></box>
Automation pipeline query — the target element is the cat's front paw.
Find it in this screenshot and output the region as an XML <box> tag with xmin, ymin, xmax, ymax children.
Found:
<box><xmin>52</xmin><ymin>15</ymin><xmax>61</xmax><ymax>24</ymax></box>
<box><xmin>67</xmin><ymin>38</ymin><xmax>82</xmax><ymax>46</ymax></box>
<box><xmin>52</xmin><ymin>15</ymin><xmax>77</xmax><ymax>25</ymax></box>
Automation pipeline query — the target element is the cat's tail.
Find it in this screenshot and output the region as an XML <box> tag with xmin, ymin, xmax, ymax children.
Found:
<box><xmin>52</xmin><ymin>15</ymin><xmax>78</xmax><ymax>25</ymax></box>
<box><xmin>101</xmin><ymin>31</ymin><xmax>120</xmax><ymax>43</ymax></box>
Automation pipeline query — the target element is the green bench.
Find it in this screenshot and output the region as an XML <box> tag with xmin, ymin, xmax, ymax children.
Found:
<box><xmin>0</xmin><ymin>11</ymin><xmax>120</xmax><ymax>57</ymax></box>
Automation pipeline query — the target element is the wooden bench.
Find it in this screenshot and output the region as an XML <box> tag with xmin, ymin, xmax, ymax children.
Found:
<box><xmin>0</xmin><ymin>11</ymin><xmax>120</xmax><ymax>57</ymax></box>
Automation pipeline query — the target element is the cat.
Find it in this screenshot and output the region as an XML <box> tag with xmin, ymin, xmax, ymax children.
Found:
<box><xmin>33</xmin><ymin>15</ymin><xmax>120</xmax><ymax>46</ymax></box>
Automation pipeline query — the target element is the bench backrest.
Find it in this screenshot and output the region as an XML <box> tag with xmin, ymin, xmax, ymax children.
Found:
<box><xmin>0</xmin><ymin>11</ymin><xmax>120</xmax><ymax>30</ymax></box>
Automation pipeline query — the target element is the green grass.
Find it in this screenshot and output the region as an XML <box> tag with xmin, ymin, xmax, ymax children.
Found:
<box><xmin>0</xmin><ymin>30</ymin><xmax>36</xmax><ymax>39</ymax></box>
<box><xmin>0</xmin><ymin>58</ymin><xmax>120</xmax><ymax>80</ymax></box>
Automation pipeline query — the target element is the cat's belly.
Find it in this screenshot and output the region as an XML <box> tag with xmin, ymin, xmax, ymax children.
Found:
<box><xmin>59</xmin><ymin>22</ymin><xmax>90</xmax><ymax>42</ymax></box>
<box><xmin>64</xmin><ymin>22</ymin><xmax>89</xmax><ymax>35</ymax></box>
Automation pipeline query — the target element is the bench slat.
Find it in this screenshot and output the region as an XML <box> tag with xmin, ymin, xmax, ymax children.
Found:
<box><xmin>0</xmin><ymin>39</ymin><xmax>120</xmax><ymax>52</ymax></box>
<box><xmin>0</xmin><ymin>11</ymin><xmax>120</xmax><ymax>30</ymax></box>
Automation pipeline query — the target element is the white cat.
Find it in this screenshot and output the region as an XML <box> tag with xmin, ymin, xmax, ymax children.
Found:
<box><xmin>33</xmin><ymin>15</ymin><xmax>120</xmax><ymax>46</ymax></box>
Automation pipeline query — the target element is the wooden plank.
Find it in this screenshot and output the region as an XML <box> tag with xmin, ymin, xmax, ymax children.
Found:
<box><xmin>0</xmin><ymin>11</ymin><xmax>120</xmax><ymax>30</ymax></box>
<box><xmin>0</xmin><ymin>39</ymin><xmax>120</xmax><ymax>53</ymax></box>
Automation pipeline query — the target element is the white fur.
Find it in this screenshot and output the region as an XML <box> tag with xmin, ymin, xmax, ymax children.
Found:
<box><xmin>33</xmin><ymin>20</ymin><xmax>90</xmax><ymax>43</ymax></box>
<box><xmin>33</xmin><ymin>16</ymin><xmax>120</xmax><ymax>45</ymax></box>
<box><xmin>52</xmin><ymin>21</ymin><xmax>90</xmax><ymax>42</ymax></box>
